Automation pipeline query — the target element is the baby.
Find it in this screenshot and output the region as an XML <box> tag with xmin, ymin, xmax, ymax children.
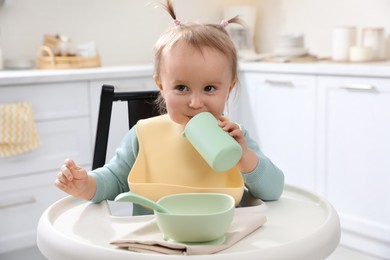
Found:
<box><xmin>55</xmin><ymin>0</ymin><xmax>284</xmax><ymax>215</ymax></box>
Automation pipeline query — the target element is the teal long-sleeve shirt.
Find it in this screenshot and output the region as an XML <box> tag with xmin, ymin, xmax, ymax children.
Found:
<box><xmin>90</xmin><ymin>125</ymin><xmax>284</xmax><ymax>215</ymax></box>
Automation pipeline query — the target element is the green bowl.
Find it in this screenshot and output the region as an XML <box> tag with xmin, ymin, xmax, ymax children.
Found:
<box><xmin>155</xmin><ymin>193</ymin><xmax>235</xmax><ymax>243</ymax></box>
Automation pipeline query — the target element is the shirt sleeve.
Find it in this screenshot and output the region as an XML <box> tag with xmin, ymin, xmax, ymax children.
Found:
<box><xmin>241</xmin><ymin>126</ymin><xmax>285</xmax><ymax>201</ymax></box>
<box><xmin>90</xmin><ymin>126</ymin><xmax>138</xmax><ymax>203</ymax></box>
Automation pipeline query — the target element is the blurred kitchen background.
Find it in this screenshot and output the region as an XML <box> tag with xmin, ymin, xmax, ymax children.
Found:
<box><xmin>1</xmin><ymin>0</ymin><xmax>389</xmax><ymax>259</ymax></box>
<box><xmin>1</xmin><ymin>0</ymin><xmax>389</xmax><ymax>66</ymax></box>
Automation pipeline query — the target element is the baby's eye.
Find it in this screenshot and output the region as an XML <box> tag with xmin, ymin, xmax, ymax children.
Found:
<box><xmin>204</xmin><ymin>85</ymin><xmax>216</xmax><ymax>92</ymax></box>
<box><xmin>175</xmin><ymin>85</ymin><xmax>189</xmax><ymax>92</ymax></box>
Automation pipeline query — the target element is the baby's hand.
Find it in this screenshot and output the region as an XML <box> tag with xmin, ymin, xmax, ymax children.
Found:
<box><xmin>218</xmin><ymin>116</ymin><xmax>258</xmax><ymax>173</ymax></box>
<box><xmin>218</xmin><ymin>116</ymin><xmax>246</xmax><ymax>147</ymax></box>
<box><xmin>55</xmin><ymin>159</ymin><xmax>93</xmax><ymax>199</ymax></box>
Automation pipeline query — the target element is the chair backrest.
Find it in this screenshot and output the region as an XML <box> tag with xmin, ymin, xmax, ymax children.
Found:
<box><xmin>92</xmin><ymin>84</ymin><xmax>160</xmax><ymax>170</ymax></box>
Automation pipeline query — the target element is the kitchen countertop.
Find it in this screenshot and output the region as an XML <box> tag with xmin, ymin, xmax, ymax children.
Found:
<box><xmin>240</xmin><ymin>60</ymin><xmax>390</xmax><ymax>78</ymax></box>
<box><xmin>0</xmin><ymin>64</ymin><xmax>154</xmax><ymax>86</ymax></box>
<box><xmin>1</xmin><ymin>61</ymin><xmax>390</xmax><ymax>86</ymax></box>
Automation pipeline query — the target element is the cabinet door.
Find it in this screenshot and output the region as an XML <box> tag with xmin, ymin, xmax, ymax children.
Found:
<box><xmin>0</xmin><ymin>171</ymin><xmax>65</xmax><ymax>253</ymax></box>
<box><xmin>236</xmin><ymin>72</ymin><xmax>316</xmax><ymax>192</ymax></box>
<box><xmin>0</xmin><ymin>118</ymin><xmax>92</xmax><ymax>179</ymax></box>
<box><xmin>0</xmin><ymin>82</ymin><xmax>89</xmax><ymax>121</ymax></box>
<box><xmin>89</xmin><ymin>77</ymin><xmax>155</xmax><ymax>164</ymax></box>
<box><xmin>318</xmin><ymin>76</ymin><xmax>390</xmax><ymax>258</ymax></box>
<box><xmin>0</xmin><ymin>83</ymin><xmax>92</xmax><ymax>179</ymax></box>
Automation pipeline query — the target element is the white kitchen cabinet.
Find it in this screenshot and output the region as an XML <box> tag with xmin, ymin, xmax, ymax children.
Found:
<box><xmin>317</xmin><ymin>76</ymin><xmax>390</xmax><ymax>258</ymax></box>
<box><xmin>0</xmin><ymin>82</ymin><xmax>92</xmax><ymax>179</ymax></box>
<box><xmin>0</xmin><ymin>171</ymin><xmax>65</xmax><ymax>253</ymax></box>
<box><xmin>237</xmin><ymin>63</ymin><xmax>390</xmax><ymax>258</ymax></box>
<box><xmin>237</xmin><ymin>72</ymin><xmax>317</xmax><ymax>192</ymax></box>
<box><xmin>0</xmin><ymin>66</ymin><xmax>153</xmax><ymax>254</ymax></box>
<box><xmin>0</xmin><ymin>82</ymin><xmax>92</xmax><ymax>253</ymax></box>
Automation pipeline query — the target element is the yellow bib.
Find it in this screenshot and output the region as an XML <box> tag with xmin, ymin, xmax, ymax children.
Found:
<box><xmin>128</xmin><ymin>115</ymin><xmax>244</xmax><ymax>205</ymax></box>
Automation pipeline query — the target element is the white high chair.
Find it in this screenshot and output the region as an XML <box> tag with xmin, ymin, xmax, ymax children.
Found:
<box><xmin>37</xmin><ymin>184</ymin><xmax>340</xmax><ymax>259</ymax></box>
<box><xmin>37</xmin><ymin>85</ymin><xmax>340</xmax><ymax>259</ymax></box>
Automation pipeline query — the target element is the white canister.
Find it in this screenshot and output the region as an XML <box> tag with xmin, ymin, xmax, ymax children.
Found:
<box><xmin>362</xmin><ymin>27</ymin><xmax>385</xmax><ymax>60</ymax></box>
<box><xmin>332</xmin><ymin>26</ymin><xmax>356</xmax><ymax>61</ymax></box>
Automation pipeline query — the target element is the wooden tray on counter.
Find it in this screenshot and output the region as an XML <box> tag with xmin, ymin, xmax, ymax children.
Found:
<box><xmin>36</xmin><ymin>45</ymin><xmax>101</xmax><ymax>69</ymax></box>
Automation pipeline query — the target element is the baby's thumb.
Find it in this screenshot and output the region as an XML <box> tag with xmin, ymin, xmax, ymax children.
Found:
<box><xmin>65</xmin><ymin>159</ymin><xmax>84</xmax><ymax>178</ymax></box>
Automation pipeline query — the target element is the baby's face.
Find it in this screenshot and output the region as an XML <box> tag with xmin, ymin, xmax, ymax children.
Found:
<box><xmin>155</xmin><ymin>42</ymin><xmax>236</xmax><ymax>125</ymax></box>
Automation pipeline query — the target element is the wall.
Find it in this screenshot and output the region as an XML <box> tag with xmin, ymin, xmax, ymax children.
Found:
<box><xmin>253</xmin><ymin>0</ymin><xmax>390</xmax><ymax>58</ymax></box>
<box><xmin>0</xmin><ymin>0</ymin><xmax>253</xmax><ymax>66</ymax></box>
<box><xmin>0</xmin><ymin>0</ymin><xmax>389</xmax><ymax>66</ymax></box>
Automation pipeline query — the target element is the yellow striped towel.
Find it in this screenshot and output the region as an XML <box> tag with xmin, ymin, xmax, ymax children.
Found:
<box><xmin>0</xmin><ymin>102</ymin><xmax>41</xmax><ymax>157</ymax></box>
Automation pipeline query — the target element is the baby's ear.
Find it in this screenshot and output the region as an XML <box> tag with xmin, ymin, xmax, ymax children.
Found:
<box><xmin>229</xmin><ymin>78</ymin><xmax>237</xmax><ymax>93</ymax></box>
<box><xmin>154</xmin><ymin>75</ymin><xmax>163</xmax><ymax>90</ymax></box>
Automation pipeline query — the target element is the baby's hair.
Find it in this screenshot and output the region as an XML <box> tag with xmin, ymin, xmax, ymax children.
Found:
<box><xmin>162</xmin><ymin>0</ymin><xmax>177</xmax><ymax>22</ymax></box>
<box><xmin>154</xmin><ymin>0</ymin><xmax>243</xmax><ymax>114</ymax></box>
<box><xmin>161</xmin><ymin>0</ymin><xmax>242</xmax><ymax>28</ymax></box>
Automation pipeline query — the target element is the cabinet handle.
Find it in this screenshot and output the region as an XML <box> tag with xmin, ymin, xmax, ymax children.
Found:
<box><xmin>340</xmin><ymin>84</ymin><xmax>376</xmax><ymax>91</ymax></box>
<box><xmin>264</xmin><ymin>80</ymin><xmax>294</xmax><ymax>87</ymax></box>
<box><xmin>0</xmin><ymin>196</ymin><xmax>36</xmax><ymax>209</ymax></box>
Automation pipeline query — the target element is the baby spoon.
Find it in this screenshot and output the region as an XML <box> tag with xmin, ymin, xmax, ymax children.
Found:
<box><xmin>114</xmin><ymin>191</ymin><xmax>170</xmax><ymax>213</ymax></box>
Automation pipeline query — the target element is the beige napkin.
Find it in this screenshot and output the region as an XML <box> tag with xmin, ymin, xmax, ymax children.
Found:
<box><xmin>110</xmin><ymin>212</ymin><xmax>266</xmax><ymax>255</ymax></box>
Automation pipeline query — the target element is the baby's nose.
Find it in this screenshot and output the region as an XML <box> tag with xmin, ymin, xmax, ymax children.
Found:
<box><xmin>189</xmin><ymin>94</ymin><xmax>204</xmax><ymax>109</ymax></box>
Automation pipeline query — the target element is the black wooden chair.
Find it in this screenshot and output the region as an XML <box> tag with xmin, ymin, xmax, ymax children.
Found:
<box><xmin>92</xmin><ymin>84</ymin><xmax>160</xmax><ymax>170</ymax></box>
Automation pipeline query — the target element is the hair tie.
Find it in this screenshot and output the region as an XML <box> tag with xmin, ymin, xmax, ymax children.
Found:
<box><xmin>220</xmin><ymin>19</ymin><xmax>229</xmax><ymax>28</ymax></box>
<box><xmin>173</xmin><ymin>19</ymin><xmax>181</xmax><ymax>26</ymax></box>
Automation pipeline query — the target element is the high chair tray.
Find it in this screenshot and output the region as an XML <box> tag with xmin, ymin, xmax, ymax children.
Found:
<box><xmin>37</xmin><ymin>185</ymin><xmax>340</xmax><ymax>260</ymax></box>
